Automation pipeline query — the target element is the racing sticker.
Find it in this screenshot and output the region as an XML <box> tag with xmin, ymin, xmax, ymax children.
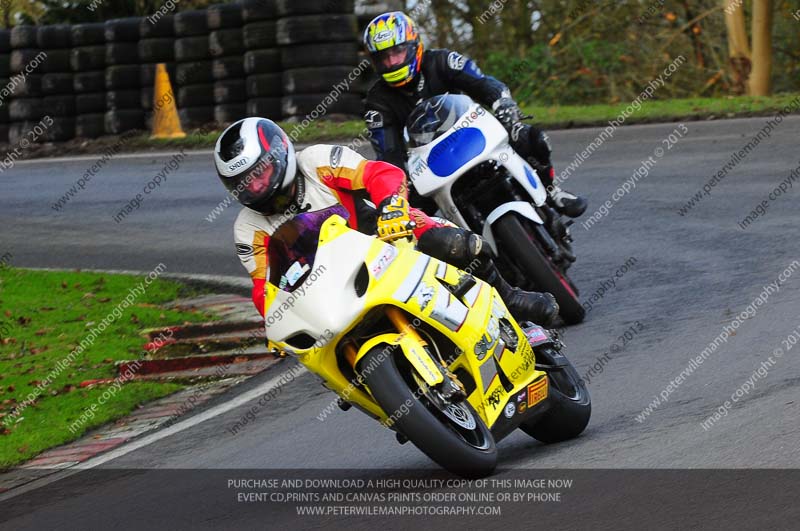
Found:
<box><xmin>527</xmin><ymin>377</ymin><xmax>548</xmax><ymax>408</ymax></box>
<box><xmin>504</xmin><ymin>402</ymin><xmax>516</xmax><ymax>419</ymax></box>
<box><xmin>235</xmin><ymin>243</ymin><xmax>253</xmax><ymax>258</ymax></box>
<box><xmin>364</xmin><ymin>110</ymin><xmax>384</xmax><ymax>129</ymax></box>
<box><xmin>447</xmin><ymin>51</ymin><xmax>466</xmax><ymax>70</ymax></box>
<box><xmin>330</xmin><ymin>146</ymin><xmax>343</xmax><ymax>168</ymax></box>
<box><xmin>369</xmin><ymin>245</ymin><xmax>398</xmax><ymax>279</ymax></box>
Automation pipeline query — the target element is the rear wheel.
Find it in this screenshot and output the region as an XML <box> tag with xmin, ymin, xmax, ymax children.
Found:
<box><xmin>360</xmin><ymin>347</ymin><xmax>497</xmax><ymax>478</ymax></box>
<box><xmin>494</xmin><ymin>213</ymin><xmax>585</xmax><ymax>324</ymax></box>
<box><xmin>519</xmin><ymin>347</ymin><xmax>590</xmax><ymax>443</ymax></box>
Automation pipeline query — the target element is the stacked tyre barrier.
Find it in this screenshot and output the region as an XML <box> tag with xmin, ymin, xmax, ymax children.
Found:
<box><xmin>0</xmin><ymin>0</ymin><xmax>367</xmax><ymax>144</ymax></box>
<box><xmin>209</xmin><ymin>3</ymin><xmax>247</xmax><ymax>126</ymax></box>
<box><xmin>0</xmin><ymin>29</ymin><xmax>10</xmax><ymax>143</ymax></box>
<box><xmin>105</xmin><ymin>18</ymin><xmax>144</xmax><ymax>135</ymax></box>
<box><xmin>173</xmin><ymin>9</ymin><xmax>214</xmax><ymax>128</ymax></box>
<box><xmin>72</xmin><ymin>23</ymin><xmax>107</xmax><ymax>138</ymax></box>
<box><xmin>8</xmin><ymin>25</ymin><xmax>49</xmax><ymax>144</ymax></box>
<box><xmin>242</xmin><ymin>0</ymin><xmax>282</xmax><ymax>121</ymax></box>
<box><xmin>276</xmin><ymin>0</ymin><xmax>366</xmax><ymax>122</ymax></box>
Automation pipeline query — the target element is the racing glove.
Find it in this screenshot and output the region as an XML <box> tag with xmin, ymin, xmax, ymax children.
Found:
<box><xmin>492</xmin><ymin>97</ymin><xmax>523</xmax><ymax>132</ymax></box>
<box><xmin>376</xmin><ymin>195</ymin><xmax>414</xmax><ymax>241</ymax></box>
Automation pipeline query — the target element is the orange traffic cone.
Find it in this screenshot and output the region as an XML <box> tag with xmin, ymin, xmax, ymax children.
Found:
<box><xmin>151</xmin><ymin>63</ymin><xmax>186</xmax><ymax>139</ymax></box>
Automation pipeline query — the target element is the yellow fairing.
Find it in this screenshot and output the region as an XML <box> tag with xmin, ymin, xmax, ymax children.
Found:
<box><xmin>269</xmin><ymin>215</ymin><xmax>547</xmax><ymax>429</ymax></box>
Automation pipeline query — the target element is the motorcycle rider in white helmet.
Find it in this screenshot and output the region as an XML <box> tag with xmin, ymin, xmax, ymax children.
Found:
<box><xmin>213</xmin><ymin>117</ymin><xmax>559</xmax><ymax>326</ymax></box>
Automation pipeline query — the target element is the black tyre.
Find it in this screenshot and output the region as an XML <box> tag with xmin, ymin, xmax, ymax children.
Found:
<box><xmin>280</xmin><ymin>42</ymin><xmax>359</xmax><ymax>69</ymax></box>
<box><xmin>494</xmin><ymin>214</ymin><xmax>586</xmax><ymax>324</ymax></box>
<box><xmin>214</xmin><ymin>103</ymin><xmax>247</xmax><ymax>125</ymax></box>
<box><xmin>141</xmin><ymin>86</ymin><xmax>154</xmax><ymax>110</ymax></box>
<box><xmin>209</xmin><ymin>28</ymin><xmax>244</xmax><ymax>57</ymax></box>
<box><xmin>106</xmin><ymin>42</ymin><xmax>139</xmax><ymax>65</ymax></box>
<box><xmin>246</xmin><ymin>73</ymin><xmax>282</xmax><ymax>98</ymax></box>
<box><xmin>214</xmin><ymin>79</ymin><xmax>246</xmax><ymax>104</ymax></box>
<box><xmin>139</xmin><ymin>15</ymin><xmax>174</xmax><ymax>38</ymax></box>
<box><xmin>10</xmin><ymin>49</ymin><xmax>45</xmax><ymax>74</ymax></box>
<box><xmin>177</xmin><ymin>83</ymin><xmax>214</xmax><ymax>107</ymax></box>
<box><xmin>71</xmin><ymin>23</ymin><xmax>106</xmax><ymax>46</ymax></box>
<box><xmin>247</xmin><ymin>97</ymin><xmax>282</xmax><ymax>119</ymax></box>
<box><xmin>105</xmin><ymin>18</ymin><xmax>142</xmax><ymax>42</ymax></box>
<box><xmin>42</xmin><ymin>73</ymin><xmax>73</xmax><ymax>95</ymax></box>
<box><xmin>212</xmin><ymin>56</ymin><xmax>245</xmax><ymax>80</ymax></box>
<box><xmin>359</xmin><ymin>347</ymin><xmax>497</xmax><ymax>478</ymax></box>
<box><xmin>0</xmin><ymin>29</ymin><xmax>10</xmax><ymax>53</ymax></box>
<box><xmin>276</xmin><ymin>15</ymin><xmax>357</xmax><ymax>46</ymax></box>
<box><xmin>207</xmin><ymin>4</ymin><xmax>242</xmax><ymax>29</ymax></box>
<box><xmin>10</xmin><ymin>26</ymin><xmax>37</xmax><ymax>49</ymax></box>
<box><xmin>276</xmin><ymin>0</ymin><xmax>354</xmax><ymax>15</ymax></box>
<box><xmin>105</xmin><ymin>109</ymin><xmax>144</xmax><ymax>134</ymax></box>
<box><xmin>37</xmin><ymin>25</ymin><xmax>71</xmax><ymax>49</ymax></box>
<box><xmin>40</xmin><ymin>49</ymin><xmax>71</xmax><ymax>73</ymax></box>
<box><xmin>9</xmin><ymin>121</ymin><xmax>45</xmax><ymax>144</ymax></box>
<box><xmin>175</xmin><ymin>61</ymin><xmax>213</xmax><ymax>85</ymax></box>
<box><xmin>8</xmin><ymin>74</ymin><xmax>42</xmax><ymax>97</ymax></box>
<box><xmin>76</xmin><ymin>92</ymin><xmax>107</xmax><ymax>114</ymax></box>
<box><xmin>244</xmin><ymin>49</ymin><xmax>280</xmax><ymax>74</ymax></box>
<box><xmin>0</xmin><ymin>124</ymin><xmax>8</xmax><ymax>143</ymax></box>
<box><xmin>138</xmin><ymin>38</ymin><xmax>174</xmax><ymax>63</ymax></box>
<box><xmin>243</xmin><ymin>21</ymin><xmax>277</xmax><ymax>49</ymax></box>
<box><xmin>74</xmin><ymin>71</ymin><xmax>105</xmax><ymax>93</ymax></box>
<box><xmin>9</xmin><ymin>98</ymin><xmax>42</xmax><ymax>120</ymax></box>
<box><xmin>106</xmin><ymin>65</ymin><xmax>140</xmax><ymax>90</ymax></box>
<box><xmin>241</xmin><ymin>0</ymin><xmax>278</xmax><ymax>22</ymax></box>
<box><xmin>178</xmin><ymin>105</ymin><xmax>214</xmax><ymax>128</ymax></box>
<box><xmin>518</xmin><ymin>347</ymin><xmax>591</xmax><ymax>443</ymax></box>
<box><xmin>71</xmin><ymin>46</ymin><xmax>106</xmax><ymax>71</ymax></box>
<box><xmin>174</xmin><ymin>10</ymin><xmax>208</xmax><ymax>37</ymax></box>
<box><xmin>281</xmin><ymin>93</ymin><xmax>362</xmax><ymax>117</ymax></box>
<box><xmin>283</xmin><ymin>66</ymin><xmax>368</xmax><ymax>95</ymax></box>
<box><xmin>175</xmin><ymin>36</ymin><xmax>210</xmax><ymax>62</ymax></box>
<box><xmin>75</xmin><ymin>113</ymin><xmax>105</xmax><ymax>138</ymax></box>
<box><xmin>0</xmin><ymin>58</ymin><xmax>8</xmax><ymax>77</ymax></box>
<box><xmin>43</xmin><ymin>116</ymin><xmax>75</xmax><ymax>141</ymax></box>
<box><xmin>107</xmin><ymin>90</ymin><xmax>140</xmax><ymax>110</ymax></box>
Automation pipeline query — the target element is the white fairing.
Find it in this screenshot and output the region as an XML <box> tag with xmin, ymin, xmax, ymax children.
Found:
<box><xmin>406</xmin><ymin>102</ymin><xmax>548</xmax><ymax>232</ymax></box>
<box><xmin>481</xmin><ymin>201</ymin><xmax>544</xmax><ymax>255</ymax></box>
<box><xmin>263</xmin><ymin>229</ymin><xmax>374</xmax><ymax>350</ymax></box>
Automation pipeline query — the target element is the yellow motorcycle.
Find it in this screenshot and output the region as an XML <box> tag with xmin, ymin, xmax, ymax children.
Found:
<box><xmin>264</xmin><ymin>205</ymin><xmax>590</xmax><ymax>477</ymax></box>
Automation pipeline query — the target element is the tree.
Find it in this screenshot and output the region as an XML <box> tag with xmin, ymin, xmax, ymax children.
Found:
<box><xmin>722</xmin><ymin>0</ymin><xmax>774</xmax><ymax>96</ymax></box>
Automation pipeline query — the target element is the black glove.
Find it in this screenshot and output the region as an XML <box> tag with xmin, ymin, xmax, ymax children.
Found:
<box><xmin>493</xmin><ymin>97</ymin><xmax>523</xmax><ymax>132</ymax></box>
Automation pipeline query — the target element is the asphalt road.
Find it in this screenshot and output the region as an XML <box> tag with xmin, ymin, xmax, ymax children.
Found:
<box><xmin>1</xmin><ymin>116</ymin><xmax>799</xmax><ymax>529</ymax></box>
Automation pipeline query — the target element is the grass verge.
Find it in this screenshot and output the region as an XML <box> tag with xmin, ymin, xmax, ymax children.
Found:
<box><xmin>0</xmin><ymin>267</ymin><xmax>212</xmax><ymax>469</ymax></box>
<box><xmin>10</xmin><ymin>93</ymin><xmax>799</xmax><ymax>159</ymax></box>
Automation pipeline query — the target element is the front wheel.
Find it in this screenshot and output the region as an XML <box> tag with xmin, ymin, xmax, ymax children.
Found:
<box><xmin>494</xmin><ymin>213</ymin><xmax>585</xmax><ymax>324</ymax></box>
<box><xmin>519</xmin><ymin>347</ymin><xmax>591</xmax><ymax>443</ymax></box>
<box><xmin>360</xmin><ymin>347</ymin><xmax>497</xmax><ymax>478</ymax></box>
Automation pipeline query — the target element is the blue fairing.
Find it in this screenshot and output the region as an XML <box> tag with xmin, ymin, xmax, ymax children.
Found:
<box><xmin>428</xmin><ymin>128</ymin><xmax>486</xmax><ymax>177</ymax></box>
<box><xmin>524</xmin><ymin>163</ymin><xmax>539</xmax><ymax>189</ymax></box>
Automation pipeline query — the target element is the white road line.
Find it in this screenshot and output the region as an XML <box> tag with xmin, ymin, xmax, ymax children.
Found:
<box><xmin>0</xmin><ymin>365</ymin><xmax>308</xmax><ymax>502</ymax></box>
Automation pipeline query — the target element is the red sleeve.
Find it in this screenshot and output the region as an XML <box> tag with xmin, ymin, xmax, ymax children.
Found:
<box><xmin>362</xmin><ymin>160</ymin><xmax>407</xmax><ymax>206</ymax></box>
<box><xmin>252</xmin><ymin>278</ymin><xmax>266</xmax><ymax>317</ymax></box>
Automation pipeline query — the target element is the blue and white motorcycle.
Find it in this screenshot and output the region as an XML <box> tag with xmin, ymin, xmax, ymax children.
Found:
<box><xmin>405</xmin><ymin>94</ymin><xmax>584</xmax><ymax>324</ymax></box>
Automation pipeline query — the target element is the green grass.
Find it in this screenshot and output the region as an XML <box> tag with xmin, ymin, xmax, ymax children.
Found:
<box><xmin>0</xmin><ymin>268</ymin><xmax>212</xmax><ymax>469</ymax></box>
<box><xmin>524</xmin><ymin>93</ymin><xmax>800</xmax><ymax>127</ymax></box>
<box><xmin>121</xmin><ymin>92</ymin><xmax>800</xmax><ymax>151</ymax></box>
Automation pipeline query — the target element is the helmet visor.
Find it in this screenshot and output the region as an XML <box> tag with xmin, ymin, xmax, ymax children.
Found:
<box><xmin>232</xmin><ymin>132</ymin><xmax>290</xmax><ymax>210</ymax></box>
<box><xmin>370</xmin><ymin>43</ymin><xmax>416</xmax><ymax>75</ymax></box>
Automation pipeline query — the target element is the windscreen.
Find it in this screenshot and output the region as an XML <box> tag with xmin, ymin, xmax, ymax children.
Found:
<box><xmin>267</xmin><ymin>205</ymin><xmax>350</xmax><ymax>292</ymax></box>
<box><xmin>405</xmin><ymin>94</ymin><xmax>473</xmax><ymax>148</ymax></box>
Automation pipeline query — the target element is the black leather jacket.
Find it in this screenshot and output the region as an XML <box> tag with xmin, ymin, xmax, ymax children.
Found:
<box><xmin>363</xmin><ymin>48</ymin><xmax>510</xmax><ymax>169</ymax></box>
